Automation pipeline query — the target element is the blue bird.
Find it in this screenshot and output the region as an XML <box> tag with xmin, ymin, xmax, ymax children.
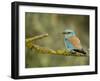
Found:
<box><xmin>62</xmin><ymin>29</ymin><xmax>86</xmax><ymax>54</ymax></box>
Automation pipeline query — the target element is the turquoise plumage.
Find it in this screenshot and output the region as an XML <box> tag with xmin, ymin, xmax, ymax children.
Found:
<box><xmin>64</xmin><ymin>38</ymin><xmax>75</xmax><ymax>50</ymax></box>
<box><xmin>63</xmin><ymin>29</ymin><xmax>86</xmax><ymax>54</ymax></box>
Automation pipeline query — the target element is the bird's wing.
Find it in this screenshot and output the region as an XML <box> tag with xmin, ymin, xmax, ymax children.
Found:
<box><xmin>68</xmin><ymin>36</ymin><xmax>82</xmax><ymax>49</ymax></box>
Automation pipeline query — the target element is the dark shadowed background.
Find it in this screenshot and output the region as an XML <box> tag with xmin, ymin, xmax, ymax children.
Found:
<box><xmin>25</xmin><ymin>12</ymin><xmax>89</xmax><ymax>68</ymax></box>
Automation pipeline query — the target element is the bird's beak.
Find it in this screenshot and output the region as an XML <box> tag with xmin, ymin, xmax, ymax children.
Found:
<box><xmin>62</xmin><ymin>32</ymin><xmax>66</xmax><ymax>34</ymax></box>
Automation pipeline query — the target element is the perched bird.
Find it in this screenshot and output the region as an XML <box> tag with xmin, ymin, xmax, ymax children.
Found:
<box><xmin>62</xmin><ymin>29</ymin><xmax>86</xmax><ymax>54</ymax></box>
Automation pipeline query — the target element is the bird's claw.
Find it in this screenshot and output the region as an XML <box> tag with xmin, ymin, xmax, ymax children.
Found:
<box><xmin>70</xmin><ymin>50</ymin><xmax>76</xmax><ymax>54</ymax></box>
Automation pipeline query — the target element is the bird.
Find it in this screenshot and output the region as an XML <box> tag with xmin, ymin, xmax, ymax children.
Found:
<box><xmin>62</xmin><ymin>29</ymin><xmax>86</xmax><ymax>54</ymax></box>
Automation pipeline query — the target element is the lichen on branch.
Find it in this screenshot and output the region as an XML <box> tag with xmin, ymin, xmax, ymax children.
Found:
<box><xmin>26</xmin><ymin>34</ymin><xmax>87</xmax><ymax>56</ymax></box>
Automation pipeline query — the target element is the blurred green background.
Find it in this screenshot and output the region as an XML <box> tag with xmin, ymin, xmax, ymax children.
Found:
<box><xmin>25</xmin><ymin>12</ymin><xmax>89</xmax><ymax>68</ymax></box>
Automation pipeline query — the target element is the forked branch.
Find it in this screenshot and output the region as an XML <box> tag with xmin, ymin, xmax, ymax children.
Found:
<box><xmin>26</xmin><ymin>34</ymin><xmax>88</xmax><ymax>56</ymax></box>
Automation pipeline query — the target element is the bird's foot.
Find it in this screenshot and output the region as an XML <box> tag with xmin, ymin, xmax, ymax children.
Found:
<box><xmin>70</xmin><ymin>50</ymin><xmax>76</xmax><ymax>54</ymax></box>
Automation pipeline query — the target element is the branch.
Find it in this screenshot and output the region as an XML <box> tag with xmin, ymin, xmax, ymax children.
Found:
<box><xmin>26</xmin><ymin>42</ymin><xmax>88</xmax><ymax>57</ymax></box>
<box><xmin>26</xmin><ymin>34</ymin><xmax>88</xmax><ymax>57</ymax></box>
<box><xmin>26</xmin><ymin>33</ymin><xmax>48</xmax><ymax>43</ymax></box>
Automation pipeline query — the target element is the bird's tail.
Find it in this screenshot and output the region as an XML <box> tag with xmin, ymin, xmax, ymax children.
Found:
<box><xmin>73</xmin><ymin>49</ymin><xmax>87</xmax><ymax>54</ymax></box>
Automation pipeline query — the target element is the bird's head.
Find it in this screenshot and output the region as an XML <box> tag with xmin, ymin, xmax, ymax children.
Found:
<box><xmin>62</xmin><ymin>29</ymin><xmax>76</xmax><ymax>38</ymax></box>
